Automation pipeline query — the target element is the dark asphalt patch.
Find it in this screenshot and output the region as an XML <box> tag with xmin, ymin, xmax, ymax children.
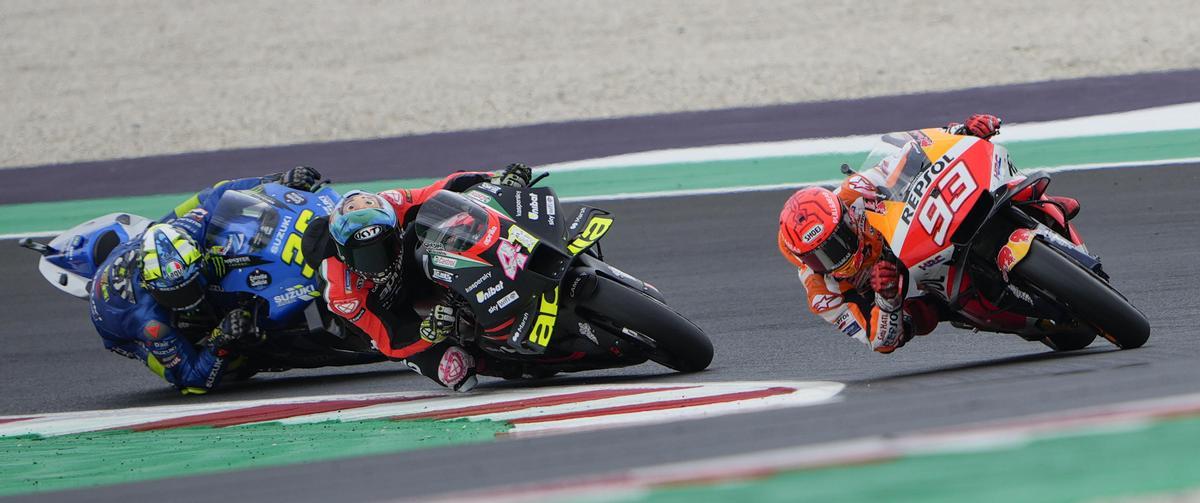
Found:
<box><xmin>2</xmin><ymin>164</ymin><xmax>1198</xmax><ymax>502</ymax></box>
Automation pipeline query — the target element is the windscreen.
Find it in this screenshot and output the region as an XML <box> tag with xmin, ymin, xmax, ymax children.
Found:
<box><xmin>205</xmin><ymin>190</ymin><xmax>281</xmax><ymax>254</ymax></box>
<box><xmin>858</xmin><ymin>132</ymin><xmax>934</xmax><ymax>202</ymax></box>
<box><xmin>414</xmin><ymin>191</ymin><xmax>492</xmax><ymax>254</ymax></box>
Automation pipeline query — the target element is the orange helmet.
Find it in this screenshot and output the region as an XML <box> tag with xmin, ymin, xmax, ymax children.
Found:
<box><xmin>779</xmin><ymin>187</ymin><xmax>864</xmax><ymax>278</ymax></box>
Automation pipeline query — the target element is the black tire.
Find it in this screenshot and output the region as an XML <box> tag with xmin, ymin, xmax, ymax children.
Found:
<box><xmin>1013</xmin><ymin>240</ymin><xmax>1150</xmax><ymax>349</ymax></box>
<box><xmin>575</xmin><ymin>276</ymin><xmax>713</xmax><ymax>372</ymax></box>
<box><xmin>1039</xmin><ymin>331</ymin><xmax>1097</xmax><ymax>351</ymax></box>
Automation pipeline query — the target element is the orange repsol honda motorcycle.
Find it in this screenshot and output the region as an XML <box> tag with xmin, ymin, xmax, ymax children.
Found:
<box><xmin>856</xmin><ymin>128</ymin><xmax>1149</xmax><ymax>351</ymax></box>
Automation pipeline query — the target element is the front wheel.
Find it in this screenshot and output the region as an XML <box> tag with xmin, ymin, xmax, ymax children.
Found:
<box><xmin>575</xmin><ymin>276</ymin><xmax>713</xmax><ymax>372</ymax></box>
<box><xmin>1012</xmin><ymin>240</ymin><xmax>1150</xmax><ymax>349</ymax></box>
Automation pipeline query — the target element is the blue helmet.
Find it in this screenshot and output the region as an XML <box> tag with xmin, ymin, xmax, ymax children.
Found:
<box><xmin>329</xmin><ymin>190</ymin><xmax>403</xmax><ymax>280</ymax></box>
<box><xmin>139</xmin><ymin>224</ymin><xmax>207</xmax><ymax>310</ymax></box>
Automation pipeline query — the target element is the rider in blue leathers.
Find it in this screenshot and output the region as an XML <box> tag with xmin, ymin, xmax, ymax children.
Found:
<box><xmin>89</xmin><ymin>167</ymin><xmax>322</xmax><ymax>394</ymax></box>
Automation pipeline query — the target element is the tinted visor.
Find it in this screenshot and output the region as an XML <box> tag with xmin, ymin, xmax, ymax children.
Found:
<box><xmin>798</xmin><ymin>210</ymin><xmax>860</xmax><ymax>274</ymax></box>
<box><xmin>148</xmin><ymin>271</ymin><xmax>207</xmax><ymax>311</ymax></box>
<box><xmin>338</xmin><ymin>229</ymin><xmax>403</xmax><ymax>276</ymax></box>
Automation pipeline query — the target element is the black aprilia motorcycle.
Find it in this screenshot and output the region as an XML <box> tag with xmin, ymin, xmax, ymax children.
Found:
<box><xmin>412</xmin><ymin>180</ymin><xmax>713</xmax><ymax>375</ymax></box>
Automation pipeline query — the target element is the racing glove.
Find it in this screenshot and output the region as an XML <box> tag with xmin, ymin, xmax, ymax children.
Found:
<box><xmin>281</xmin><ymin>166</ymin><xmax>323</xmax><ymax>192</ymax></box>
<box><xmin>870</xmin><ymin>261</ymin><xmax>902</xmax><ymax>308</ymax></box>
<box><xmin>492</xmin><ymin>163</ymin><xmax>533</xmax><ymax>188</ymax></box>
<box><xmin>961</xmin><ymin>114</ymin><xmax>1002</xmax><ymax>139</ymax></box>
<box><xmin>418</xmin><ymin>305</ymin><xmax>457</xmax><ymax>345</ymax></box>
<box><xmin>209</xmin><ymin>309</ymin><xmax>265</xmax><ymax>351</ymax></box>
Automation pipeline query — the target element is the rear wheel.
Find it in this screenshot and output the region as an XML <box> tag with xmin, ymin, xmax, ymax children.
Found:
<box><xmin>575</xmin><ymin>276</ymin><xmax>713</xmax><ymax>372</ymax></box>
<box><xmin>1039</xmin><ymin>331</ymin><xmax>1097</xmax><ymax>351</ymax></box>
<box><xmin>1012</xmin><ymin>240</ymin><xmax>1150</xmax><ymax>349</ymax></box>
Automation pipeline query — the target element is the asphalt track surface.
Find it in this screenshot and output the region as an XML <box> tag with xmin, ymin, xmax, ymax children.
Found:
<box><xmin>4</xmin><ymin>162</ymin><xmax>1200</xmax><ymax>502</ymax></box>
<box><xmin>3</xmin><ymin>69</ymin><xmax>1200</xmax><ymax>204</ymax></box>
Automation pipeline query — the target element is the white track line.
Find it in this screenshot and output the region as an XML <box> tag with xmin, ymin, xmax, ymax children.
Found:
<box><xmin>1</xmin><ymin>382</ymin><xmax>844</xmax><ymax>438</ymax></box>
<box><xmin>5</xmin><ymin>155</ymin><xmax>1197</xmax><ymax>241</ymax></box>
<box><xmin>433</xmin><ymin>390</ymin><xmax>1200</xmax><ymax>503</ymax></box>
<box><xmin>542</xmin><ymin>102</ymin><xmax>1200</xmax><ymax>171</ymax></box>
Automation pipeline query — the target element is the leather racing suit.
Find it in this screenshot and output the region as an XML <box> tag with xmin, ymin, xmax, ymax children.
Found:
<box><xmin>301</xmin><ymin>171</ymin><xmax>502</xmax><ymax>387</ymax></box>
<box><xmin>89</xmin><ymin>174</ymin><xmax>316</xmax><ymax>393</ymax></box>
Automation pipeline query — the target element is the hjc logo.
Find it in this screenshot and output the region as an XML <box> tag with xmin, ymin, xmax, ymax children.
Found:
<box><xmin>353</xmin><ymin>225</ymin><xmax>383</xmax><ymax>241</ymax></box>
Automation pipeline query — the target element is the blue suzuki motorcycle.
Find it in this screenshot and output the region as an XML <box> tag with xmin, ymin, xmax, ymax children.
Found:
<box><xmin>20</xmin><ymin>183</ymin><xmax>384</xmax><ymax>373</ymax></box>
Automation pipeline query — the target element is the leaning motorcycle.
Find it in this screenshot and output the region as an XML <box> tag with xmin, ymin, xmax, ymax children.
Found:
<box><xmin>412</xmin><ymin>180</ymin><xmax>714</xmax><ymax>374</ymax></box>
<box><xmin>20</xmin><ymin>182</ymin><xmax>385</xmax><ymax>372</ymax></box>
<box><xmin>858</xmin><ymin>128</ymin><xmax>1149</xmax><ymax>350</ymax></box>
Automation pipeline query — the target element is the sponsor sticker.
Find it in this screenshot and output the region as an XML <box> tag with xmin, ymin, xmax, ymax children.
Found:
<box><xmin>464</xmin><ymin>271</ymin><xmax>493</xmax><ymax>293</ymax></box>
<box><xmin>270</xmin><ymin>215</ymin><xmax>293</xmax><ymax>254</ymax></box>
<box><xmin>475</xmin><ymin>282</ymin><xmax>505</xmax><ymax>303</ymax></box>
<box><xmin>577</xmin><ymin>322</ymin><xmax>598</xmax><ymax>345</ymax></box>
<box><xmin>488</xmin><ymin>291</ymin><xmax>520</xmax><ymax>314</ymax></box>
<box><xmin>568</xmin><ymin>274</ymin><xmax>587</xmax><ymax>298</ymax></box>
<box><xmin>527</xmin><ymin>192</ymin><xmax>540</xmax><ymax>220</ymax></box>
<box><xmin>546</xmin><ymin>195</ymin><xmax>557</xmax><ymax>225</ymax></box>
<box><xmin>431</xmin><ymin>255</ymin><xmax>457</xmax><ymax>268</ymax></box>
<box><xmin>569</xmin><ymin>209</ymin><xmax>587</xmax><ymax>231</ymax></box>
<box><xmin>607</xmin><ymin>265</ymin><xmax>634</xmax><ymax>281</ymax></box>
<box><xmin>465</xmin><ymin>191</ymin><xmax>493</xmax><ymax>205</ymax></box>
<box><xmin>482</xmin><ymin>224</ymin><xmax>498</xmax><ymax>247</ymax></box>
<box><xmin>509</xmin><ymin>311</ymin><xmax>532</xmax><ymax>339</ymax></box>
<box><xmin>917</xmin><ymin>254</ymin><xmax>947</xmax><ymax>271</ymax></box>
<box><xmin>431</xmin><ymin>269</ymin><xmax>455</xmax><ymax>283</ymax></box>
<box><xmin>284</xmin><ymin>192</ymin><xmax>307</xmax><ymax>205</ymax></box>
<box><xmin>476</xmin><ymin>183</ymin><xmax>501</xmax><ymax>194</ymax></box>
<box><xmin>273</xmin><ymin>284</ymin><xmax>318</xmax><ymax>307</ymax></box>
<box><xmin>507</xmin><ymin>226</ymin><xmax>539</xmax><ymax>250</ymax></box>
<box><xmin>246</xmin><ymin>269</ymin><xmax>271</xmax><ymax>290</ymax></box>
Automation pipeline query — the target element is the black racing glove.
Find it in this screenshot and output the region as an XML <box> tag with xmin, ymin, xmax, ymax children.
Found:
<box><xmin>209</xmin><ymin>309</ymin><xmax>265</xmax><ymax>350</ymax></box>
<box><xmin>281</xmin><ymin>166</ymin><xmax>322</xmax><ymax>192</ymax></box>
<box><xmin>493</xmin><ymin>163</ymin><xmax>533</xmax><ymax>188</ymax></box>
<box><xmin>418</xmin><ymin>305</ymin><xmax>457</xmax><ymax>345</ymax></box>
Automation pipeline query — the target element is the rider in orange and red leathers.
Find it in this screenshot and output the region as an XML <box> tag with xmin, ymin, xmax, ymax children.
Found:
<box><xmin>777</xmin><ymin>114</ymin><xmax>1019</xmax><ymax>353</ymax></box>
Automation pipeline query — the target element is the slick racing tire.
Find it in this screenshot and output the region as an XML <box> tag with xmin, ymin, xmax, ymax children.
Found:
<box><xmin>576</xmin><ymin>276</ymin><xmax>713</xmax><ymax>372</ymax></box>
<box><xmin>1039</xmin><ymin>331</ymin><xmax>1097</xmax><ymax>352</ymax></box>
<box><xmin>1013</xmin><ymin>240</ymin><xmax>1150</xmax><ymax>349</ymax></box>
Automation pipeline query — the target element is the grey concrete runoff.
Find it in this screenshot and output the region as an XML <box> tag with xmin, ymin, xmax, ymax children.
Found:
<box><xmin>3</xmin><ymin>163</ymin><xmax>1198</xmax><ymax>501</ymax></box>
<box><xmin>4</xmin><ymin>0</ymin><xmax>1200</xmax><ymax>169</ymax></box>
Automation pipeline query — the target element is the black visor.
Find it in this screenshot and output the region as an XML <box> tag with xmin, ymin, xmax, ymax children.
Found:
<box><xmin>147</xmin><ymin>272</ymin><xmax>207</xmax><ymax>311</ymax></box>
<box><xmin>799</xmin><ymin>210</ymin><xmax>860</xmax><ymax>274</ymax></box>
<box><xmin>337</xmin><ymin>226</ymin><xmax>403</xmax><ymax>276</ymax></box>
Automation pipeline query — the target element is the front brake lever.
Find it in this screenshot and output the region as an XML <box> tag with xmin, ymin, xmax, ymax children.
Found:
<box><xmin>310</xmin><ymin>178</ymin><xmax>333</xmax><ymax>192</ymax></box>
<box><xmin>529</xmin><ymin>172</ymin><xmax>550</xmax><ymax>187</ymax></box>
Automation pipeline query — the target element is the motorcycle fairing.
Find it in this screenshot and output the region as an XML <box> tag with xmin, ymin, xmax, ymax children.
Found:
<box><xmin>418</xmin><ymin>187</ymin><xmax>572</xmax><ymax>330</ymax></box>
<box><xmin>205</xmin><ymin>184</ymin><xmax>340</xmax><ymax>329</ymax></box>
<box><xmin>32</xmin><ymin>213</ymin><xmax>153</xmax><ymax>299</ymax></box>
